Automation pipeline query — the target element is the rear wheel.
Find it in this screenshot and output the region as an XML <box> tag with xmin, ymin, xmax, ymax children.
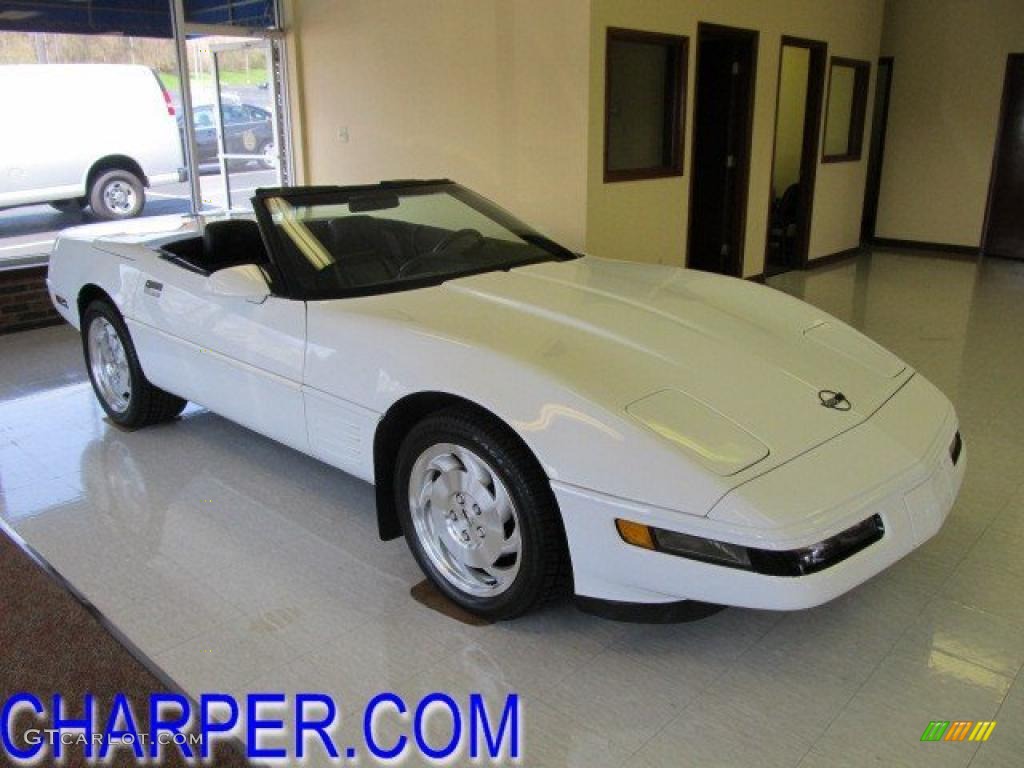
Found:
<box><xmin>89</xmin><ymin>169</ymin><xmax>145</xmax><ymax>221</ymax></box>
<box><xmin>82</xmin><ymin>300</ymin><xmax>186</xmax><ymax>428</ymax></box>
<box><xmin>258</xmin><ymin>140</ymin><xmax>278</xmax><ymax>170</ymax></box>
<box><xmin>395</xmin><ymin>407</ymin><xmax>568</xmax><ymax>620</ymax></box>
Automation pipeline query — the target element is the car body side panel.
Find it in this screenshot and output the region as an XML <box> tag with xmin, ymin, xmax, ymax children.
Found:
<box><xmin>48</xmin><ymin>216</ymin><xmax>308</xmax><ymax>454</ymax></box>
<box><xmin>46</xmin><ymin>235</ymin><xmax>144</xmax><ymax>330</ymax></box>
<box><xmin>47</xmin><ymin>215</ymin><xmax>203</xmax><ymax>329</ymax></box>
<box><xmin>303</xmin><ymin>388</ymin><xmax>379</xmax><ymax>482</ymax></box>
<box><xmin>127</xmin><ymin>258</ymin><xmax>308</xmax><ymax>454</ymax></box>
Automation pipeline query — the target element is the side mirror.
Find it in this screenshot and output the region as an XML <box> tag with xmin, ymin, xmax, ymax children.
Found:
<box><xmin>206</xmin><ymin>264</ymin><xmax>270</xmax><ymax>302</ymax></box>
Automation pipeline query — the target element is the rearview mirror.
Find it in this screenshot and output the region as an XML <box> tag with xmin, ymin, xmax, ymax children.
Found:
<box><xmin>349</xmin><ymin>193</ymin><xmax>400</xmax><ymax>212</ymax></box>
<box><xmin>206</xmin><ymin>264</ymin><xmax>270</xmax><ymax>302</ymax></box>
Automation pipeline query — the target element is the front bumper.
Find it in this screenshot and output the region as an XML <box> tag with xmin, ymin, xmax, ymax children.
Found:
<box><xmin>557</xmin><ymin>374</ymin><xmax>965</xmax><ymax>610</ymax></box>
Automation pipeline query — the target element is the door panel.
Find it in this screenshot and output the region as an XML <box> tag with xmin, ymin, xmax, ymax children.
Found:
<box><xmin>984</xmin><ymin>54</ymin><xmax>1024</xmax><ymax>260</ymax></box>
<box><xmin>129</xmin><ymin>257</ymin><xmax>308</xmax><ymax>452</ymax></box>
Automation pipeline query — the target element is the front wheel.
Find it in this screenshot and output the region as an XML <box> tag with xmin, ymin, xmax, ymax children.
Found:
<box><xmin>89</xmin><ymin>169</ymin><xmax>145</xmax><ymax>221</ymax></box>
<box><xmin>82</xmin><ymin>300</ymin><xmax>187</xmax><ymax>428</ymax></box>
<box><xmin>395</xmin><ymin>407</ymin><xmax>568</xmax><ymax>620</ymax></box>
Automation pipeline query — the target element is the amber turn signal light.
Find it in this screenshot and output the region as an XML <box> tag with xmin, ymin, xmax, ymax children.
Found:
<box><xmin>615</xmin><ymin>519</ymin><xmax>655</xmax><ymax>550</ymax></box>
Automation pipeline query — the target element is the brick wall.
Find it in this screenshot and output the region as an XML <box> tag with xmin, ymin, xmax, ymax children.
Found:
<box><xmin>0</xmin><ymin>267</ymin><xmax>64</xmax><ymax>334</ymax></box>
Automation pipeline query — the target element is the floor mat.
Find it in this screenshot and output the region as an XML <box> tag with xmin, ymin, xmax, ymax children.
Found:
<box><xmin>0</xmin><ymin>528</ymin><xmax>252</xmax><ymax>767</ymax></box>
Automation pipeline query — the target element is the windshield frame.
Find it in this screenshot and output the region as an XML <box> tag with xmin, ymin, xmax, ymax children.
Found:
<box><xmin>250</xmin><ymin>180</ymin><xmax>579</xmax><ymax>301</ymax></box>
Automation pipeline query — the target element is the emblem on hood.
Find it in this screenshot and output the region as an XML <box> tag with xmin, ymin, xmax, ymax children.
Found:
<box><xmin>819</xmin><ymin>390</ymin><xmax>852</xmax><ymax>411</ymax></box>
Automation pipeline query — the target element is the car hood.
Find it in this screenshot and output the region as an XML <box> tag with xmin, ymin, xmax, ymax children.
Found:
<box><xmin>438</xmin><ymin>256</ymin><xmax>910</xmax><ymax>477</ymax></box>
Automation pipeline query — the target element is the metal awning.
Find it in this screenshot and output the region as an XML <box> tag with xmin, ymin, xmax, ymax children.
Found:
<box><xmin>0</xmin><ymin>0</ymin><xmax>276</xmax><ymax>38</ymax></box>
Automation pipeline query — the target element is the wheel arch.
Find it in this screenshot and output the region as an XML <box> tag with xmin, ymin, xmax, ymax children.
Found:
<box><xmin>85</xmin><ymin>155</ymin><xmax>149</xmax><ymax>192</ymax></box>
<box><xmin>372</xmin><ymin>391</ymin><xmax>557</xmax><ymax>543</ymax></box>
<box><xmin>77</xmin><ymin>283</ymin><xmax>116</xmax><ymax>325</ymax></box>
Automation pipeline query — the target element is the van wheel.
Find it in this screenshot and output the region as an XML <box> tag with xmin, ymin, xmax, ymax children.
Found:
<box><xmin>89</xmin><ymin>170</ymin><xmax>145</xmax><ymax>221</ymax></box>
<box><xmin>258</xmin><ymin>141</ymin><xmax>278</xmax><ymax>170</ymax></box>
<box><xmin>50</xmin><ymin>198</ymin><xmax>85</xmax><ymax>215</ymax></box>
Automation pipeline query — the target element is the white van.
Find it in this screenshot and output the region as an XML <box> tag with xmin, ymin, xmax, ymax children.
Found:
<box><xmin>0</xmin><ymin>64</ymin><xmax>185</xmax><ymax>220</ymax></box>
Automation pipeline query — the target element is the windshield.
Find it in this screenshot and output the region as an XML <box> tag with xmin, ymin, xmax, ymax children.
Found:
<box><xmin>256</xmin><ymin>182</ymin><xmax>576</xmax><ymax>299</ymax></box>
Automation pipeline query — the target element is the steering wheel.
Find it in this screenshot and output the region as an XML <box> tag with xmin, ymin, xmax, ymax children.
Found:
<box><xmin>398</xmin><ymin>228</ymin><xmax>484</xmax><ymax>277</ymax></box>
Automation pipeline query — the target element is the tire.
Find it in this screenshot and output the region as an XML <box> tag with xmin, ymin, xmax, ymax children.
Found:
<box><xmin>258</xmin><ymin>140</ymin><xmax>277</xmax><ymax>170</ymax></box>
<box><xmin>395</xmin><ymin>406</ymin><xmax>569</xmax><ymax>620</ymax></box>
<box><xmin>81</xmin><ymin>300</ymin><xmax>187</xmax><ymax>429</ymax></box>
<box><xmin>49</xmin><ymin>198</ymin><xmax>85</xmax><ymax>215</ymax></box>
<box><xmin>88</xmin><ymin>169</ymin><xmax>145</xmax><ymax>221</ymax></box>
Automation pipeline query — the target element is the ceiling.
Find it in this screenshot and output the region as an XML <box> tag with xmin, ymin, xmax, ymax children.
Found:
<box><xmin>0</xmin><ymin>0</ymin><xmax>276</xmax><ymax>38</ymax></box>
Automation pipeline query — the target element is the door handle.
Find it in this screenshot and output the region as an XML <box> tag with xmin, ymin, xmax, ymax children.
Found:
<box><xmin>144</xmin><ymin>280</ymin><xmax>163</xmax><ymax>297</ymax></box>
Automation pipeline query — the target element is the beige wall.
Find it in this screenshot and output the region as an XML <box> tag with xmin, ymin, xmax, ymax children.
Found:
<box><xmin>285</xmin><ymin>0</ymin><xmax>889</xmax><ymax>273</ymax></box>
<box><xmin>773</xmin><ymin>45</ymin><xmax>811</xmax><ymax>195</ymax></box>
<box><xmin>876</xmin><ymin>0</ymin><xmax>1024</xmax><ymax>247</ymax></box>
<box><xmin>587</xmin><ymin>0</ymin><xmax>884</xmax><ymax>276</ymax></box>
<box><xmin>287</xmin><ymin>0</ymin><xmax>591</xmax><ymax>250</ymax></box>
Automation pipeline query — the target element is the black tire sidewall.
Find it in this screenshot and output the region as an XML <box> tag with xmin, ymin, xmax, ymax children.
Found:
<box><xmin>89</xmin><ymin>170</ymin><xmax>144</xmax><ymax>220</ymax></box>
<box><xmin>395</xmin><ymin>412</ymin><xmax>558</xmax><ymax>620</ymax></box>
<box><xmin>82</xmin><ymin>301</ymin><xmax>148</xmax><ymax>427</ymax></box>
<box><xmin>258</xmin><ymin>141</ymin><xmax>276</xmax><ymax>170</ymax></box>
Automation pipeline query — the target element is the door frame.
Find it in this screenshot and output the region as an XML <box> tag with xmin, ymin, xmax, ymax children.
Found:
<box><xmin>210</xmin><ymin>39</ymin><xmax>285</xmax><ymax>212</ymax></box>
<box><xmin>170</xmin><ymin>0</ymin><xmax>292</xmax><ymax>216</ymax></box>
<box><xmin>861</xmin><ymin>56</ymin><xmax>894</xmax><ymax>242</ymax></box>
<box><xmin>686</xmin><ymin>22</ymin><xmax>759</xmax><ymax>277</ymax></box>
<box><xmin>981</xmin><ymin>52</ymin><xmax>1024</xmax><ymax>257</ymax></box>
<box><xmin>764</xmin><ymin>35</ymin><xmax>828</xmax><ymax>271</ymax></box>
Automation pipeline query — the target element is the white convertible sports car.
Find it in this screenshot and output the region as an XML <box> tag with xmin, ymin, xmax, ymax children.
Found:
<box><xmin>47</xmin><ymin>180</ymin><xmax>965</xmax><ymax>621</ymax></box>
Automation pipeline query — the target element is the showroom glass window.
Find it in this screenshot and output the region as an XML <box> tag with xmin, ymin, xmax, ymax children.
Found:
<box><xmin>823</xmin><ymin>57</ymin><xmax>870</xmax><ymax>162</ymax></box>
<box><xmin>604</xmin><ymin>27</ymin><xmax>689</xmax><ymax>182</ymax></box>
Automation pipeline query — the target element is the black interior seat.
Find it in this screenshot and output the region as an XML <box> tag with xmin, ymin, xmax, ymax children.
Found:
<box><xmin>326</xmin><ymin>215</ymin><xmax>405</xmax><ymax>285</ymax></box>
<box><xmin>327</xmin><ymin>215</ymin><xmax>379</xmax><ymax>258</ymax></box>
<box><xmin>202</xmin><ymin>219</ymin><xmax>269</xmax><ymax>271</ymax></box>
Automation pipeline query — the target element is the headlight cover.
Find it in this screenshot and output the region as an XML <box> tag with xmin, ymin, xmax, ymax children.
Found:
<box><xmin>626</xmin><ymin>389</ymin><xmax>769</xmax><ymax>476</ymax></box>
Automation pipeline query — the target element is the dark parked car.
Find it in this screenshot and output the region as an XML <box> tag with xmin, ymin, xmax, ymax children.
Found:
<box><xmin>183</xmin><ymin>103</ymin><xmax>276</xmax><ymax>169</ymax></box>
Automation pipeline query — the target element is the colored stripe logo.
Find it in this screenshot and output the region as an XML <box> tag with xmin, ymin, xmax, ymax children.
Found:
<box><xmin>920</xmin><ymin>720</ymin><xmax>996</xmax><ymax>742</ymax></box>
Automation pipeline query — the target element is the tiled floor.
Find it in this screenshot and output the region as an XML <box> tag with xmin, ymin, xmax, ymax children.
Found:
<box><xmin>2</xmin><ymin>248</ymin><xmax>1023</xmax><ymax>767</ymax></box>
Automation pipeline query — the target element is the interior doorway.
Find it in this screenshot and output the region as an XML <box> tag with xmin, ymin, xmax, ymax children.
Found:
<box><xmin>861</xmin><ymin>57</ymin><xmax>894</xmax><ymax>242</ymax></box>
<box><xmin>982</xmin><ymin>53</ymin><xmax>1024</xmax><ymax>260</ymax></box>
<box><xmin>765</xmin><ymin>37</ymin><xmax>826</xmax><ymax>276</ymax></box>
<box><xmin>687</xmin><ymin>23</ymin><xmax>758</xmax><ymax>277</ymax></box>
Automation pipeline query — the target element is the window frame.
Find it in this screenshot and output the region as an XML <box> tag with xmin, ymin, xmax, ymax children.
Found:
<box><xmin>603</xmin><ymin>27</ymin><xmax>689</xmax><ymax>183</ymax></box>
<box><xmin>250</xmin><ymin>181</ymin><xmax>578</xmax><ymax>301</ymax></box>
<box><xmin>822</xmin><ymin>56</ymin><xmax>871</xmax><ymax>163</ymax></box>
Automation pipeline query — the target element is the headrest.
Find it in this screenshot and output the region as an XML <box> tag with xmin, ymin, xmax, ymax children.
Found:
<box><xmin>202</xmin><ymin>219</ymin><xmax>266</xmax><ymax>263</ymax></box>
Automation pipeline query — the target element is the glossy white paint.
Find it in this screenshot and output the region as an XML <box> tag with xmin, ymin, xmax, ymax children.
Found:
<box><xmin>128</xmin><ymin>259</ymin><xmax>308</xmax><ymax>454</ymax></box>
<box><xmin>46</xmin><ymin>213</ymin><xmax>963</xmax><ymax>609</ymax></box>
<box><xmin>205</xmin><ymin>264</ymin><xmax>271</xmax><ymax>300</ymax></box>
<box><xmin>0</xmin><ymin>64</ymin><xmax>183</xmax><ymax>209</ymax></box>
<box><xmin>560</xmin><ymin>376</ymin><xmax>965</xmax><ymax>607</ymax></box>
